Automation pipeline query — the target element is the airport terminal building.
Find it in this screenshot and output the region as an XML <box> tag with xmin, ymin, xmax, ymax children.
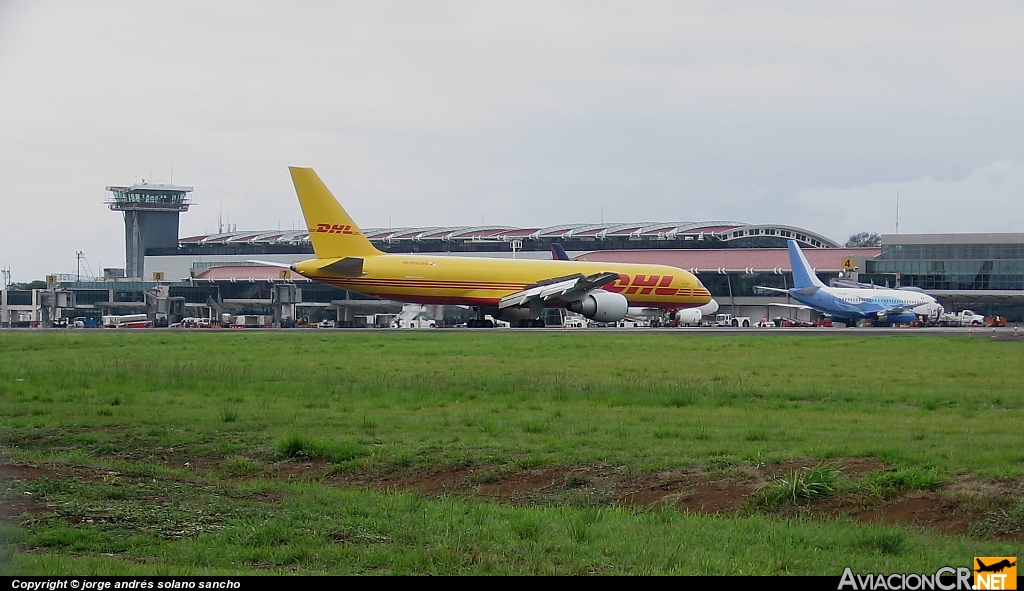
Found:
<box><xmin>862</xmin><ymin>233</ymin><xmax>1024</xmax><ymax>321</ymax></box>
<box><xmin>3</xmin><ymin>182</ymin><xmax>1023</xmax><ymax>326</ymax></box>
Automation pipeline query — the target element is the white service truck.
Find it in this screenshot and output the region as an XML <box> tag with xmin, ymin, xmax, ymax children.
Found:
<box><xmin>938</xmin><ymin>309</ymin><xmax>985</xmax><ymax>327</ymax></box>
<box><xmin>714</xmin><ymin>313</ymin><xmax>751</xmax><ymax>327</ymax></box>
<box><xmin>102</xmin><ymin>314</ymin><xmax>151</xmax><ymax>328</ymax></box>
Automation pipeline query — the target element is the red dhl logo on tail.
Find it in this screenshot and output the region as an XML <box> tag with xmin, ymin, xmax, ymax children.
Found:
<box><xmin>314</xmin><ymin>223</ymin><xmax>359</xmax><ymax>235</ymax></box>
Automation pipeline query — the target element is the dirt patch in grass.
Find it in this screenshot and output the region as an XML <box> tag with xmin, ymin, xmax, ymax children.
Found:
<box><xmin>161</xmin><ymin>456</ymin><xmax>332</xmax><ymax>481</ymax></box>
<box><xmin>478</xmin><ymin>467</ymin><xmax>568</xmax><ymax>498</ymax></box>
<box><xmin>333</xmin><ymin>464</ymin><xmax>478</xmax><ymax>494</ymax></box>
<box><xmin>766</xmin><ymin>457</ymin><xmax>885</xmax><ymax>477</ymax></box>
<box><xmin>618</xmin><ymin>467</ymin><xmax>720</xmax><ymax>508</ymax></box>
<box><xmin>164</xmin><ymin>458</ymin><xmax>219</xmax><ymax>471</ymax></box>
<box><xmin>948</xmin><ymin>474</ymin><xmax>1024</xmax><ymax>498</ymax></box>
<box><xmin>1</xmin><ymin>463</ymin><xmax>104</xmax><ymax>483</ymax></box>
<box><xmin>614</xmin><ymin>460</ymin><xmax>885</xmax><ymax>513</ymax></box>
<box><xmin>251</xmin><ymin>492</ymin><xmax>282</xmax><ymax>504</ymax></box>
<box><xmin>269</xmin><ymin>458</ymin><xmax>332</xmax><ymax>481</ymax></box>
<box><xmin>319</xmin><ymin>457</ymin><xmax>1022</xmax><ymax>540</ymax></box>
<box><xmin>855</xmin><ymin>494</ymin><xmax>967</xmax><ymax>535</ymax></box>
<box><xmin>835</xmin><ymin>458</ymin><xmax>887</xmax><ymax>475</ymax></box>
<box><xmin>384</xmin><ymin>466</ymin><xmax>477</xmax><ymax>494</ymax></box>
<box><xmin>679</xmin><ymin>480</ymin><xmax>761</xmax><ymax>513</ymax></box>
<box><xmin>1</xmin><ymin>497</ymin><xmax>44</xmax><ymax>518</ymax></box>
<box><xmin>7</xmin><ymin>457</ymin><xmax>1020</xmax><ymax>541</ymax></box>
<box><xmin>1</xmin><ymin>464</ymin><xmax>60</xmax><ymax>482</ymax></box>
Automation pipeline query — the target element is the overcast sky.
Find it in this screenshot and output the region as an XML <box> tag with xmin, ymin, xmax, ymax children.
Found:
<box><xmin>2</xmin><ymin>1</ymin><xmax>1023</xmax><ymax>280</ymax></box>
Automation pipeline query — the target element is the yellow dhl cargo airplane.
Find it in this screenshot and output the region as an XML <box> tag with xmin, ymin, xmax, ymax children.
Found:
<box><xmin>275</xmin><ymin>167</ymin><xmax>712</xmax><ymax>327</ymax></box>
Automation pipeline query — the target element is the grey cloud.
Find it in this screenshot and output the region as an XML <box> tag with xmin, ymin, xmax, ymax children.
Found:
<box><xmin>1</xmin><ymin>1</ymin><xmax>1023</xmax><ymax>279</ymax></box>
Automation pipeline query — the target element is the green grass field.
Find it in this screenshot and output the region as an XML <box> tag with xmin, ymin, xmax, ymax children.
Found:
<box><xmin>2</xmin><ymin>331</ymin><xmax>1022</xmax><ymax>574</ymax></box>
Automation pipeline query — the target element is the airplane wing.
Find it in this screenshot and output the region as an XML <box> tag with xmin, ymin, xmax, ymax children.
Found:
<box><xmin>756</xmin><ymin>285</ymin><xmax>818</xmax><ymax>295</ymax></box>
<box><xmin>858</xmin><ymin>300</ymin><xmax>908</xmax><ymax>315</ymax></box>
<box><xmin>768</xmin><ymin>303</ymin><xmax>812</xmax><ymax>310</ymax></box>
<box><xmin>247</xmin><ymin>259</ymin><xmax>293</xmax><ymax>269</ymax></box>
<box><xmin>498</xmin><ymin>271</ymin><xmax>620</xmax><ymax>309</ymax></box>
<box><xmin>249</xmin><ymin>257</ymin><xmax>366</xmax><ymax>277</ymax></box>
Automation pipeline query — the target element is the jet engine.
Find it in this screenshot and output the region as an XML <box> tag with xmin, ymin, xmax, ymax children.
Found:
<box><xmin>673</xmin><ymin>308</ymin><xmax>703</xmax><ymax>326</ymax></box>
<box><xmin>566</xmin><ymin>291</ymin><xmax>629</xmax><ymax>322</ymax></box>
<box><xmin>879</xmin><ymin>311</ymin><xmax>918</xmax><ymax>324</ymax></box>
<box><xmin>672</xmin><ymin>299</ymin><xmax>718</xmax><ymax>326</ymax></box>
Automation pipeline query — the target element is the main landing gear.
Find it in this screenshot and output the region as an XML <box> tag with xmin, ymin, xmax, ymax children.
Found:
<box><xmin>465</xmin><ymin>308</ymin><xmax>545</xmax><ymax>328</ymax></box>
<box><xmin>516</xmin><ymin>319</ymin><xmax>545</xmax><ymax>328</ymax></box>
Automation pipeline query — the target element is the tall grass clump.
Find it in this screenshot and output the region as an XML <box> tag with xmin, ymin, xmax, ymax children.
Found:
<box><xmin>219</xmin><ymin>456</ymin><xmax>261</xmax><ymax>477</ymax></box>
<box><xmin>508</xmin><ymin>511</ymin><xmax>545</xmax><ymax>540</ymax></box>
<box><xmin>865</xmin><ymin>468</ymin><xmax>948</xmax><ymax>498</ymax></box>
<box><xmin>277</xmin><ymin>433</ymin><xmax>310</xmax><ymax>458</ymax></box>
<box><xmin>276</xmin><ymin>433</ymin><xmax>368</xmax><ymax>463</ymax></box>
<box><xmin>755</xmin><ymin>464</ymin><xmax>842</xmax><ymax>510</ymax></box>
<box><xmin>853</xmin><ymin>528</ymin><xmax>908</xmax><ymax>556</ymax></box>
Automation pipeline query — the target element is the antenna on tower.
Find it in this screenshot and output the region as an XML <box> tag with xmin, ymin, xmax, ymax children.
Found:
<box><xmin>895</xmin><ymin>190</ymin><xmax>900</xmax><ymax>234</ymax></box>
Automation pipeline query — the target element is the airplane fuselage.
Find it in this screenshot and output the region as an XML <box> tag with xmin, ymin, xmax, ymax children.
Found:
<box><xmin>294</xmin><ymin>254</ymin><xmax>712</xmax><ymax>309</ymax></box>
<box><xmin>790</xmin><ymin>286</ymin><xmax>940</xmax><ymax>321</ymax></box>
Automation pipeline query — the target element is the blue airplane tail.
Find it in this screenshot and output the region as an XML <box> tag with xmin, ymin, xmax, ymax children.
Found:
<box><xmin>787</xmin><ymin>240</ymin><xmax>825</xmax><ymax>289</ymax></box>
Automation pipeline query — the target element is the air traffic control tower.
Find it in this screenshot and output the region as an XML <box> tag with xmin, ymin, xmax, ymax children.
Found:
<box><xmin>106</xmin><ymin>182</ymin><xmax>193</xmax><ymax>279</ymax></box>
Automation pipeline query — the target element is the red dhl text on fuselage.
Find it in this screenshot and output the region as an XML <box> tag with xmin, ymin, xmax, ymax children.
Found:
<box><xmin>293</xmin><ymin>255</ymin><xmax>712</xmax><ymax>308</ymax></box>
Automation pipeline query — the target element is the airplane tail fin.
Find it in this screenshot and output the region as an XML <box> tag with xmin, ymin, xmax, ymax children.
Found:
<box><xmin>787</xmin><ymin>240</ymin><xmax>825</xmax><ymax>289</ymax></box>
<box><xmin>550</xmin><ymin>244</ymin><xmax>570</xmax><ymax>261</ymax></box>
<box><xmin>289</xmin><ymin>167</ymin><xmax>383</xmax><ymax>259</ymax></box>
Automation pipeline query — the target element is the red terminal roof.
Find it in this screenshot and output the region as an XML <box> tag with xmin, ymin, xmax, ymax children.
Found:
<box><xmin>683</xmin><ymin>225</ymin><xmax>736</xmax><ymax>234</ymax></box>
<box><xmin>606</xmin><ymin>227</ymin><xmax>643</xmax><ymax>236</ymax></box>
<box><xmin>179</xmin><ymin>222</ymin><xmax>840</xmax><ymax>248</ymax></box>
<box><xmin>576</xmin><ymin>248</ymin><xmax>879</xmax><ymax>270</ymax></box>
<box><xmin>500</xmin><ymin>228</ymin><xmax>541</xmax><ymax>237</ymax></box>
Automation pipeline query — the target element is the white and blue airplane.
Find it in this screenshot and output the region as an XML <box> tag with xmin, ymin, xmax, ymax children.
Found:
<box><xmin>760</xmin><ymin>241</ymin><xmax>943</xmax><ymax>325</ymax></box>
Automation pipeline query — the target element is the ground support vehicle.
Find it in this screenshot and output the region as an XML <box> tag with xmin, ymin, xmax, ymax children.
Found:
<box><xmin>938</xmin><ymin>310</ymin><xmax>985</xmax><ymax>327</ymax></box>
<box><xmin>714</xmin><ymin>313</ymin><xmax>751</xmax><ymax>327</ymax></box>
